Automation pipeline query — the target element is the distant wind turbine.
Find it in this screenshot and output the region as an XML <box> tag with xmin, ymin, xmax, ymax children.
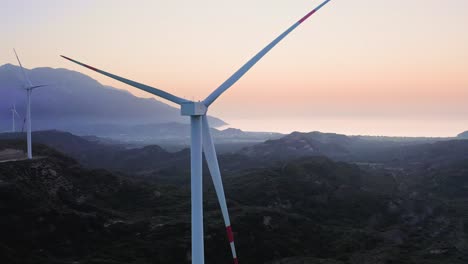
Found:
<box><xmin>62</xmin><ymin>0</ymin><xmax>333</xmax><ymax>263</ymax></box>
<box><xmin>14</xmin><ymin>49</ymin><xmax>47</xmax><ymax>159</ymax></box>
<box><xmin>10</xmin><ymin>104</ymin><xmax>21</xmax><ymax>132</ymax></box>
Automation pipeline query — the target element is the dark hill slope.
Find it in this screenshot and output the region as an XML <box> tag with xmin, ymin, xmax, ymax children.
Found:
<box><xmin>1</xmin><ymin>141</ymin><xmax>467</xmax><ymax>263</ymax></box>
<box><xmin>367</xmin><ymin>139</ymin><xmax>468</xmax><ymax>167</ymax></box>
<box><xmin>0</xmin><ymin>142</ymin><xmax>192</xmax><ymax>264</ymax></box>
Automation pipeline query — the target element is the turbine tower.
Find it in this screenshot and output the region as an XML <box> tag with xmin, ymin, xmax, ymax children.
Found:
<box><xmin>14</xmin><ymin>49</ymin><xmax>47</xmax><ymax>159</ymax></box>
<box><xmin>10</xmin><ymin>104</ymin><xmax>21</xmax><ymax>132</ymax></box>
<box><xmin>62</xmin><ymin>1</ymin><xmax>333</xmax><ymax>263</ymax></box>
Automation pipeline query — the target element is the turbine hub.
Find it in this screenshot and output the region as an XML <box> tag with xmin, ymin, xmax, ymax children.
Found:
<box><xmin>181</xmin><ymin>102</ymin><xmax>207</xmax><ymax>116</ymax></box>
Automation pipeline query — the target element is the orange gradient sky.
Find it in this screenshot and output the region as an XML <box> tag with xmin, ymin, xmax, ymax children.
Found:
<box><xmin>1</xmin><ymin>0</ymin><xmax>467</xmax><ymax>136</ymax></box>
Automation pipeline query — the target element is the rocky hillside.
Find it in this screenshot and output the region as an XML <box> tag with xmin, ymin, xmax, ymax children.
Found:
<box><xmin>0</xmin><ymin>142</ymin><xmax>192</xmax><ymax>264</ymax></box>
<box><xmin>1</xmin><ymin>140</ymin><xmax>467</xmax><ymax>263</ymax></box>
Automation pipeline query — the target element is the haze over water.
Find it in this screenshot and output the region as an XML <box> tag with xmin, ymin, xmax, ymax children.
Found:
<box><xmin>223</xmin><ymin>118</ymin><xmax>466</xmax><ymax>137</ymax></box>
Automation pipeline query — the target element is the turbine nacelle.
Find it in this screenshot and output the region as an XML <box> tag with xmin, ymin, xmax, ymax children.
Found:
<box><xmin>27</xmin><ymin>84</ymin><xmax>48</xmax><ymax>91</ymax></box>
<box><xmin>181</xmin><ymin>101</ymin><xmax>208</xmax><ymax>116</ymax></box>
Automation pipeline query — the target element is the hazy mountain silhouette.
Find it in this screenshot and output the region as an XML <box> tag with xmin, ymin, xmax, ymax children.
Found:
<box><xmin>458</xmin><ymin>131</ymin><xmax>468</xmax><ymax>139</ymax></box>
<box><xmin>238</xmin><ymin>131</ymin><xmax>468</xmax><ymax>166</ymax></box>
<box><xmin>0</xmin><ymin>64</ymin><xmax>226</xmax><ymax>133</ymax></box>
<box><xmin>239</xmin><ymin>131</ymin><xmax>354</xmax><ymax>161</ymax></box>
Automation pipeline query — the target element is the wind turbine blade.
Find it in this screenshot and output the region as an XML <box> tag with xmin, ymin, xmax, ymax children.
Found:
<box><xmin>61</xmin><ymin>55</ymin><xmax>189</xmax><ymax>105</ymax></box>
<box><xmin>203</xmin><ymin>0</ymin><xmax>332</xmax><ymax>107</ymax></box>
<box><xmin>30</xmin><ymin>84</ymin><xmax>48</xmax><ymax>90</ymax></box>
<box><xmin>14</xmin><ymin>110</ymin><xmax>21</xmax><ymax>118</ymax></box>
<box><xmin>202</xmin><ymin>116</ymin><xmax>238</xmax><ymax>264</ymax></box>
<box><xmin>13</xmin><ymin>49</ymin><xmax>33</xmax><ymax>87</ymax></box>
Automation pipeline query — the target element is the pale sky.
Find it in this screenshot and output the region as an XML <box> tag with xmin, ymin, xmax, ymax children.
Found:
<box><xmin>1</xmin><ymin>0</ymin><xmax>467</xmax><ymax>136</ymax></box>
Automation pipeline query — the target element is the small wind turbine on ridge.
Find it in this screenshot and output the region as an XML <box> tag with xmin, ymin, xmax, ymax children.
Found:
<box><xmin>13</xmin><ymin>49</ymin><xmax>48</xmax><ymax>159</ymax></box>
<box><xmin>10</xmin><ymin>103</ymin><xmax>21</xmax><ymax>132</ymax></box>
<box><xmin>62</xmin><ymin>1</ymin><xmax>333</xmax><ymax>263</ymax></box>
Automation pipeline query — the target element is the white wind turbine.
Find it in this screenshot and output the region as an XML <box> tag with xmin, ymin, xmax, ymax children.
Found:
<box><xmin>10</xmin><ymin>103</ymin><xmax>21</xmax><ymax>132</ymax></box>
<box><xmin>14</xmin><ymin>49</ymin><xmax>47</xmax><ymax>159</ymax></box>
<box><xmin>62</xmin><ymin>1</ymin><xmax>333</xmax><ymax>263</ymax></box>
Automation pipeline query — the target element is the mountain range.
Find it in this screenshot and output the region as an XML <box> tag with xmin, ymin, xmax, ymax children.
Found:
<box><xmin>1</xmin><ymin>131</ymin><xmax>467</xmax><ymax>263</ymax></box>
<box><xmin>3</xmin><ymin>130</ymin><xmax>468</xmax><ymax>181</ymax></box>
<box><xmin>458</xmin><ymin>131</ymin><xmax>468</xmax><ymax>139</ymax></box>
<box><xmin>0</xmin><ymin>64</ymin><xmax>225</xmax><ymax>133</ymax></box>
<box><xmin>238</xmin><ymin>131</ymin><xmax>468</xmax><ymax>166</ymax></box>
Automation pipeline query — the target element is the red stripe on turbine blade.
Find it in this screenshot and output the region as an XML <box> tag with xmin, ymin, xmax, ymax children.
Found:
<box><xmin>61</xmin><ymin>56</ymin><xmax>98</xmax><ymax>72</ymax></box>
<box><xmin>233</xmin><ymin>257</ymin><xmax>239</xmax><ymax>264</ymax></box>
<box><xmin>226</xmin><ymin>226</ymin><xmax>234</xmax><ymax>243</ymax></box>
<box><xmin>83</xmin><ymin>64</ymin><xmax>98</xmax><ymax>71</ymax></box>
<box><xmin>298</xmin><ymin>9</ymin><xmax>317</xmax><ymax>23</ymax></box>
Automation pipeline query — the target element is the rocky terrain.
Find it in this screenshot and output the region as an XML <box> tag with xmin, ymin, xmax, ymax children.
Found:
<box><xmin>1</xmin><ymin>136</ymin><xmax>467</xmax><ymax>263</ymax></box>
